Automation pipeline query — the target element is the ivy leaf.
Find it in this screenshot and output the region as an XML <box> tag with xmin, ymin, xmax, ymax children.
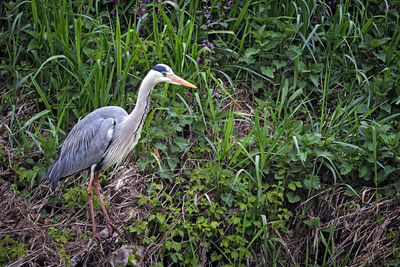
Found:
<box><xmin>232</xmin><ymin>216</ymin><xmax>241</xmax><ymax>224</ymax></box>
<box><xmin>370</xmin><ymin>37</ymin><xmax>391</xmax><ymax>47</ymax></box>
<box><xmin>252</xmin><ymin>79</ymin><xmax>264</xmax><ymax>93</ymax></box>
<box><xmin>248</xmin><ymin>196</ymin><xmax>256</xmax><ymax>203</ymax></box>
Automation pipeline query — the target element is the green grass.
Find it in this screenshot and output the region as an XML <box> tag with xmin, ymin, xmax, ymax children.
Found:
<box><xmin>1</xmin><ymin>0</ymin><xmax>400</xmax><ymax>266</ymax></box>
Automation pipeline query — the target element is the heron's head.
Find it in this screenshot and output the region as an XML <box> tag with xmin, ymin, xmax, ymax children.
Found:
<box><xmin>150</xmin><ymin>64</ymin><xmax>197</xmax><ymax>88</ymax></box>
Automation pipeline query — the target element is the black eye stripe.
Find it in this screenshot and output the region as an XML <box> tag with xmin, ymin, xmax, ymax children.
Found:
<box><xmin>152</xmin><ymin>64</ymin><xmax>168</xmax><ymax>73</ymax></box>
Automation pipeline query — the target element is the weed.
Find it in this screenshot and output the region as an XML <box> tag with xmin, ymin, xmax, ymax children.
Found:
<box><xmin>1</xmin><ymin>0</ymin><xmax>400</xmax><ymax>265</ymax></box>
<box><xmin>0</xmin><ymin>236</ymin><xmax>27</xmax><ymax>266</ymax></box>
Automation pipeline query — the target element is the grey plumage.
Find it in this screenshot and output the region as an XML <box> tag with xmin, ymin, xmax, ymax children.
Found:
<box><xmin>47</xmin><ymin>106</ymin><xmax>128</xmax><ymax>187</ymax></box>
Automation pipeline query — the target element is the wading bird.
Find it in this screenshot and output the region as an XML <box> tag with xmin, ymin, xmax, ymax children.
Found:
<box><xmin>47</xmin><ymin>64</ymin><xmax>196</xmax><ymax>239</ymax></box>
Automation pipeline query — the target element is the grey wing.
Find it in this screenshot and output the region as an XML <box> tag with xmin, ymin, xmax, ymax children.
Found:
<box><xmin>47</xmin><ymin>106</ymin><xmax>128</xmax><ymax>187</ymax></box>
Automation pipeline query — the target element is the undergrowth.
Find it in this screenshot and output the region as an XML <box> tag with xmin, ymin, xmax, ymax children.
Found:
<box><xmin>0</xmin><ymin>0</ymin><xmax>399</xmax><ymax>266</ymax></box>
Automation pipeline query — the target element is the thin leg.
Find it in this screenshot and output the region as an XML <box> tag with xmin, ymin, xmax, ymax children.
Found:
<box><xmin>93</xmin><ymin>171</ymin><xmax>120</xmax><ymax>234</ymax></box>
<box><xmin>87</xmin><ymin>171</ymin><xmax>100</xmax><ymax>240</ymax></box>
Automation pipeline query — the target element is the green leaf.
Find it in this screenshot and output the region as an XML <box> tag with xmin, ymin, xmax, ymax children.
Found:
<box><xmin>272</xmin><ymin>60</ymin><xmax>287</xmax><ymax>69</ymax></box>
<box><xmin>159</xmin><ymin>165</ymin><xmax>172</xmax><ymax>180</ymax></box>
<box><xmin>297</xmin><ymin>61</ymin><xmax>308</xmax><ymax>72</ymax></box>
<box><xmin>210</xmin><ymin>221</ymin><xmax>219</xmax><ymax>229</ymax></box>
<box><xmin>154</xmin><ymin>142</ymin><xmax>167</xmax><ymax>152</ymax></box>
<box><xmin>248</xmin><ymin>196</ymin><xmax>256</xmax><ymax>203</ymax></box>
<box><xmin>370</xmin><ymin>37</ymin><xmax>391</xmax><ymax>47</ymax></box>
<box><xmin>19</xmin><ymin>110</ymin><xmax>50</xmax><ymax>132</ymax></box>
<box><xmin>156</xmin><ymin>213</ymin><xmax>166</xmax><ymax>224</ymax></box>
<box><xmin>309</xmin><ymin>63</ymin><xmax>324</xmax><ymax>73</ymax></box>
<box><xmin>174</xmin><ymin>137</ymin><xmax>189</xmax><ymax>151</ymax></box>
<box><xmin>287</xmin><ymin>192</ymin><xmax>300</xmax><ymax>203</ymax></box>
<box><xmin>309</xmin><ymin>74</ymin><xmax>319</xmax><ymax>87</ymax></box>
<box><xmin>380</xmin><ymin>102</ymin><xmax>391</xmax><ymax>113</ymax></box>
<box><xmin>395</xmin><ymin>181</ymin><xmax>400</xmax><ymax>192</ymax></box>
<box><xmin>359</xmin><ymin>165</ymin><xmax>368</xmax><ymax>178</ymax></box>
<box><xmin>340</xmin><ymin>161</ymin><xmax>353</xmax><ymax>175</ymax></box>
<box><xmin>285</xmin><ymin>45</ymin><xmax>301</xmax><ymax>60</ymax></box>
<box><xmin>288</xmin><ymin>182</ymin><xmax>296</xmax><ymax>191</ymax></box>
<box><xmin>167</xmin><ymin>156</ymin><xmax>179</xmax><ymax>170</ymax></box>
<box><xmin>261</xmin><ymin>66</ymin><xmax>275</xmax><ymax>78</ymax></box>
<box><xmin>138</xmin><ymin>196</ymin><xmax>148</xmax><ymax>206</ymax></box>
<box><xmin>303</xmin><ymin>175</ymin><xmax>320</xmax><ymax>190</ymax></box>
<box><xmin>221</xmin><ymin>193</ymin><xmax>233</xmax><ymax>207</ymax></box>
<box><xmin>294</xmin><ymin>181</ymin><xmax>302</xmax><ymax>188</ymax></box>
<box><xmin>303</xmin><ymin>217</ymin><xmax>320</xmax><ymax>227</ymax></box>
<box><xmin>244</xmin><ymin>47</ymin><xmax>260</xmax><ymax>58</ymax></box>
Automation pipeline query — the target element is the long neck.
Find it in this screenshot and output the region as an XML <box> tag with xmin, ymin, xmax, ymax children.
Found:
<box><xmin>133</xmin><ymin>71</ymin><xmax>157</xmax><ymax>114</ymax></box>
<box><xmin>116</xmin><ymin>71</ymin><xmax>157</xmax><ymax>137</ymax></box>
<box><xmin>103</xmin><ymin>72</ymin><xmax>158</xmax><ymax>169</ymax></box>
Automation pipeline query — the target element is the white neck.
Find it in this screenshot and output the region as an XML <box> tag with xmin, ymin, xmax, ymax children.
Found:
<box><xmin>102</xmin><ymin>70</ymin><xmax>160</xmax><ymax>170</ymax></box>
<box><xmin>116</xmin><ymin>70</ymin><xmax>158</xmax><ymax>135</ymax></box>
<box><xmin>133</xmin><ymin>71</ymin><xmax>157</xmax><ymax>113</ymax></box>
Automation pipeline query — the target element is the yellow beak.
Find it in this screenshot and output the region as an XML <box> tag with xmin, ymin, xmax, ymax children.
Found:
<box><xmin>168</xmin><ymin>74</ymin><xmax>197</xmax><ymax>88</ymax></box>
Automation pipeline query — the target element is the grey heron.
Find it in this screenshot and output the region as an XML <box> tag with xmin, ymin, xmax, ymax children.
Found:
<box><xmin>47</xmin><ymin>64</ymin><xmax>196</xmax><ymax>239</ymax></box>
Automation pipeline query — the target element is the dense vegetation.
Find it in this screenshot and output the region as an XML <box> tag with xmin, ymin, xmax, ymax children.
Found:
<box><xmin>1</xmin><ymin>0</ymin><xmax>399</xmax><ymax>266</ymax></box>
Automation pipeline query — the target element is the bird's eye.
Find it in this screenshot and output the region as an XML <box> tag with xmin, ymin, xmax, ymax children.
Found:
<box><xmin>162</xmin><ymin>72</ymin><xmax>167</xmax><ymax>77</ymax></box>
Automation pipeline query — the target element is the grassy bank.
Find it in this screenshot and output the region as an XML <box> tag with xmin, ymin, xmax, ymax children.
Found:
<box><xmin>1</xmin><ymin>0</ymin><xmax>399</xmax><ymax>266</ymax></box>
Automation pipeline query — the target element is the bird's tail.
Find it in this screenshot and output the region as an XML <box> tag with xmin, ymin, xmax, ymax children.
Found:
<box><xmin>46</xmin><ymin>159</ymin><xmax>62</xmax><ymax>188</ymax></box>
